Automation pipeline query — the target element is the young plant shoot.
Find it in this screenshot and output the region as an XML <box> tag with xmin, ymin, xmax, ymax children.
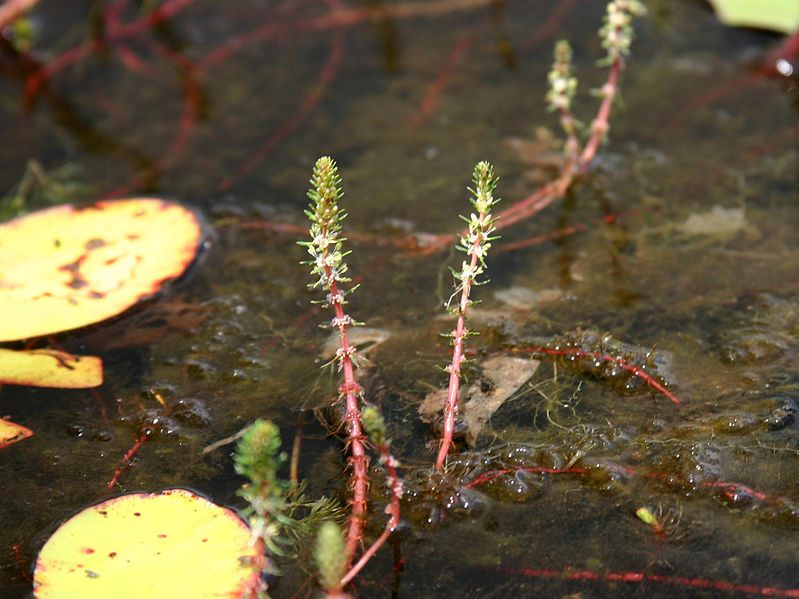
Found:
<box><xmin>436</xmin><ymin>161</ymin><xmax>499</xmax><ymax>470</ymax></box>
<box><xmin>300</xmin><ymin>156</ymin><xmax>370</xmax><ymax>571</ymax></box>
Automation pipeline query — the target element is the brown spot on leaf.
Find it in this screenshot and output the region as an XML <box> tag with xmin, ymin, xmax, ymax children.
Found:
<box><xmin>85</xmin><ymin>238</ymin><xmax>107</xmax><ymax>250</ymax></box>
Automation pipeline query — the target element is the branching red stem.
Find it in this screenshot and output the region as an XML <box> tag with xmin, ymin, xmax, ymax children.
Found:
<box><xmin>218</xmin><ymin>24</ymin><xmax>346</xmax><ymax>190</ymax></box>
<box><xmin>25</xmin><ymin>0</ymin><xmax>195</xmax><ymax>101</ymax></box>
<box><xmin>340</xmin><ymin>444</ymin><xmax>401</xmax><ymax>587</ymax></box>
<box><xmin>513</xmin><ymin>346</ymin><xmax>682</xmax><ymax>406</ymax></box>
<box><xmin>106</xmin><ymin>432</ymin><xmax>149</xmax><ymax>489</ymax></box>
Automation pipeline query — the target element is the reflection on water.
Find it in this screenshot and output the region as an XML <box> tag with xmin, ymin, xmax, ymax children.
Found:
<box><xmin>0</xmin><ymin>0</ymin><xmax>797</xmax><ymax>596</ymax></box>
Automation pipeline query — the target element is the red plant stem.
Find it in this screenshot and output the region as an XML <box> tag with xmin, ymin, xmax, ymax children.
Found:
<box><xmin>513</xmin><ymin>346</ymin><xmax>682</xmax><ymax>407</ymax></box>
<box><xmin>320</xmin><ymin>268</ymin><xmax>369</xmax><ymax>563</ymax></box>
<box><xmin>106</xmin><ymin>432</ymin><xmax>148</xmax><ymax>489</ymax></box>
<box><xmin>500</xmin><ymin>566</ymin><xmax>799</xmax><ymax>597</ymax></box>
<box><xmin>436</xmin><ymin>250</ymin><xmax>481</xmax><ymax>471</ymax></box>
<box><xmin>198</xmin><ymin>0</ymin><xmax>494</xmax><ymax>71</ymax></box>
<box><xmin>579</xmin><ymin>57</ymin><xmax>619</xmax><ymax>171</ymax></box>
<box><xmin>467</xmin><ymin>463</ymin><xmax>774</xmax><ymax>507</ymax></box>
<box><xmin>0</xmin><ymin>0</ymin><xmax>39</xmax><ymax>30</ymax></box>
<box><xmin>218</xmin><ymin>27</ymin><xmax>346</xmax><ymax>191</ymax></box>
<box><xmin>465</xmin><ymin>465</ymin><xmax>586</xmax><ymax>488</ymax></box>
<box><xmin>340</xmin><ymin>444</ymin><xmax>401</xmax><ymax>587</ymax></box>
<box><xmin>520</xmin><ymin>0</ymin><xmax>577</xmax><ymax>50</ymax></box>
<box><xmin>101</xmin><ymin>40</ymin><xmax>203</xmax><ymax>198</ymax></box>
<box><xmin>406</xmin><ymin>32</ymin><xmax>475</xmax><ymax>129</ymax></box>
<box><xmin>705</xmin><ymin>481</ymin><xmax>768</xmax><ymax>502</ymax></box>
<box><xmin>25</xmin><ymin>0</ymin><xmax>195</xmax><ymax>101</ymax></box>
<box><xmin>494</xmin><ymin>171</ymin><xmax>574</xmax><ymax>233</ymax></box>
<box><xmin>10</xmin><ymin>542</ymin><xmax>33</xmax><ymax>583</ymax></box>
<box><xmin>493</xmin><ymin>212</ymin><xmax>629</xmax><ymax>254</ymax></box>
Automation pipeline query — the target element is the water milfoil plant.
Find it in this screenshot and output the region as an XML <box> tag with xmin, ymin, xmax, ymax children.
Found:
<box><xmin>300</xmin><ymin>156</ymin><xmax>373</xmax><ymax>588</ymax></box>
<box><xmin>436</xmin><ymin>161</ymin><xmax>500</xmax><ymax>470</ymax></box>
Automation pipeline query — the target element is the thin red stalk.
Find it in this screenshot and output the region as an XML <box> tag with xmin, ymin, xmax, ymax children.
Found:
<box><xmin>493</xmin><ymin>172</ymin><xmax>574</xmax><ymax>233</ymax></box>
<box><xmin>106</xmin><ymin>432</ymin><xmax>148</xmax><ymax>489</ymax></box>
<box><xmin>102</xmin><ymin>40</ymin><xmax>202</xmax><ymax>198</ymax></box>
<box><xmin>406</xmin><ymin>32</ymin><xmax>475</xmax><ymax>129</ymax></box>
<box><xmin>500</xmin><ymin>566</ymin><xmax>799</xmax><ymax>597</ymax></box>
<box><xmin>10</xmin><ymin>542</ymin><xmax>33</xmax><ymax>583</ymax></box>
<box><xmin>467</xmin><ymin>463</ymin><xmax>774</xmax><ymax>507</ymax></box>
<box><xmin>25</xmin><ymin>0</ymin><xmax>195</xmax><ymax>101</ymax></box>
<box><xmin>578</xmin><ymin>57</ymin><xmax>620</xmax><ymax>171</ymax></box>
<box><xmin>218</xmin><ymin>27</ymin><xmax>346</xmax><ymax>191</ymax></box>
<box><xmin>519</xmin><ymin>0</ymin><xmax>577</xmax><ymax>51</ymax></box>
<box><xmin>340</xmin><ymin>444</ymin><xmax>401</xmax><ymax>587</ymax></box>
<box><xmin>493</xmin><ymin>213</ymin><xmax>629</xmax><ymax>254</ymax></box>
<box><xmin>327</xmin><ymin>278</ymin><xmax>370</xmax><ymax>563</ymax></box>
<box><xmin>705</xmin><ymin>481</ymin><xmax>768</xmax><ymax>502</ymax></box>
<box><xmin>436</xmin><ymin>250</ymin><xmax>480</xmax><ymax>470</ymax></box>
<box><xmin>198</xmin><ymin>0</ymin><xmax>494</xmax><ymax>70</ymax></box>
<box><xmin>465</xmin><ymin>465</ymin><xmax>585</xmax><ymax>488</ymax></box>
<box><xmin>515</xmin><ymin>346</ymin><xmax>682</xmax><ymax>407</ymax></box>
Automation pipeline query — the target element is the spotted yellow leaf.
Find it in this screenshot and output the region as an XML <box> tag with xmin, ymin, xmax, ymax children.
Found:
<box><xmin>0</xmin><ymin>348</ymin><xmax>102</xmax><ymax>388</ymax></box>
<box><xmin>0</xmin><ymin>199</ymin><xmax>202</xmax><ymax>342</ymax></box>
<box><xmin>34</xmin><ymin>489</ymin><xmax>260</xmax><ymax>598</ymax></box>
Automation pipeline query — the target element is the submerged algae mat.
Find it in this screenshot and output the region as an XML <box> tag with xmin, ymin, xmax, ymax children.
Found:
<box><xmin>0</xmin><ymin>1</ymin><xmax>797</xmax><ymax>597</ymax></box>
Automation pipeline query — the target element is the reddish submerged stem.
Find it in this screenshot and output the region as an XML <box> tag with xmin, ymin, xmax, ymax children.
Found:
<box><xmin>25</xmin><ymin>0</ymin><xmax>195</xmax><ymax>102</ymax></box>
<box><xmin>499</xmin><ymin>566</ymin><xmax>799</xmax><ymax>597</ymax></box>
<box><xmin>219</xmin><ymin>25</ymin><xmax>346</xmax><ymax>190</ymax></box>
<box><xmin>340</xmin><ymin>443</ymin><xmax>401</xmax><ymax>587</ymax></box>
<box><xmin>106</xmin><ymin>432</ymin><xmax>149</xmax><ymax>489</ymax></box>
<box><xmin>407</xmin><ymin>32</ymin><xmax>475</xmax><ymax>129</ymax></box>
<box><xmin>511</xmin><ymin>346</ymin><xmax>681</xmax><ymax>406</ymax></box>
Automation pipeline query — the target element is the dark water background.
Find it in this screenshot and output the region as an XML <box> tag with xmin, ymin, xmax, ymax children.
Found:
<box><xmin>0</xmin><ymin>0</ymin><xmax>798</xmax><ymax>596</ymax></box>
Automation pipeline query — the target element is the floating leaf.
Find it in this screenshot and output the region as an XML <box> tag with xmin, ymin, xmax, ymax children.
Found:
<box><xmin>0</xmin><ymin>348</ymin><xmax>102</xmax><ymax>388</ymax></box>
<box><xmin>0</xmin><ymin>198</ymin><xmax>203</xmax><ymax>342</ymax></box>
<box><xmin>33</xmin><ymin>489</ymin><xmax>260</xmax><ymax>598</ymax></box>
<box><xmin>0</xmin><ymin>418</ymin><xmax>33</xmax><ymax>449</ymax></box>
<box><xmin>708</xmin><ymin>0</ymin><xmax>799</xmax><ymax>34</ymax></box>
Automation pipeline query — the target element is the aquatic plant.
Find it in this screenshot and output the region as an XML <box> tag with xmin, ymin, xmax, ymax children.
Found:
<box><xmin>437</xmin><ymin>161</ymin><xmax>500</xmax><ymax>470</ymax></box>
<box><xmin>234</xmin><ymin>419</ymin><xmax>288</xmax><ymax>595</ymax></box>
<box><xmin>235</xmin><ymin>419</ymin><xmax>343</xmax><ymax>597</ymax></box>
<box><xmin>299</xmin><ymin>156</ymin><xmax>373</xmax><ymax>582</ymax></box>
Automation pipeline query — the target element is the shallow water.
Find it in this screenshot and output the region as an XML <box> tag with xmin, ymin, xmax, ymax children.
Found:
<box><xmin>1</xmin><ymin>1</ymin><xmax>797</xmax><ymax>597</ymax></box>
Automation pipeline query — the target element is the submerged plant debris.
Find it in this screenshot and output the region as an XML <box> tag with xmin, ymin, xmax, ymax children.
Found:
<box><xmin>0</xmin><ymin>1</ymin><xmax>797</xmax><ymax>597</ymax></box>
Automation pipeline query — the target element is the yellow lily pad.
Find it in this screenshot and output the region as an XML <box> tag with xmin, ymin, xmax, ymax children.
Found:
<box><xmin>708</xmin><ymin>0</ymin><xmax>799</xmax><ymax>33</ymax></box>
<box><xmin>33</xmin><ymin>489</ymin><xmax>260</xmax><ymax>598</ymax></box>
<box><xmin>0</xmin><ymin>418</ymin><xmax>33</xmax><ymax>449</ymax></box>
<box><xmin>0</xmin><ymin>348</ymin><xmax>102</xmax><ymax>388</ymax></box>
<box><xmin>0</xmin><ymin>198</ymin><xmax>202</xmax><ymax>342</ymax></box>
